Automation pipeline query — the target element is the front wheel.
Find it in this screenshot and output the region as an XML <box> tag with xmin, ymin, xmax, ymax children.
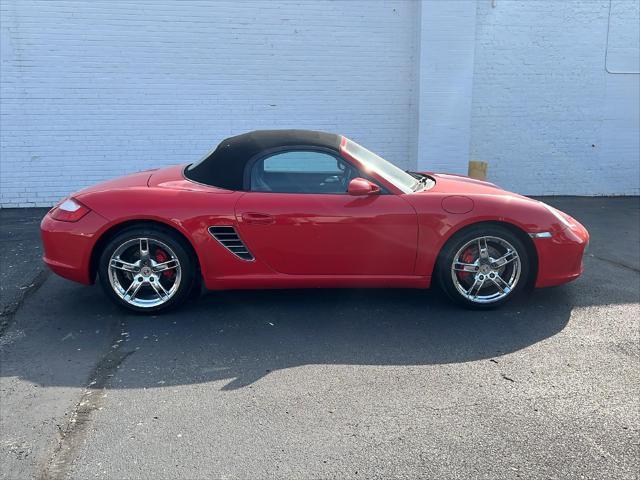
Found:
<box><xmin>437</xmin><ymin>225</ymin><xmax>530</xmax><ymax>309</ymax></box>
<box><xmin>98</xmin><ymin>226</ymin><xmax>197</xmax><ymax>313</ymax></box>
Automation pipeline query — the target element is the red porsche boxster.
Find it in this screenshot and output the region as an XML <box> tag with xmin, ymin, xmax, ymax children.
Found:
<box><xmin>41</xmin><ymin>130</ymin><xmax>589</xmax><ymax>312</ymax></box>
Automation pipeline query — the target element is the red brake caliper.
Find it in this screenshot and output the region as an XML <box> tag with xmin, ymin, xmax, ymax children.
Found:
<box><xmin>457</xmin><ymin>247</ymin><xmax>476</xmax><ymax>283</ymax></box>
<box><xmin>154</xmin><ymin>248</ymin><xmax>175</xmax><ymax>279</ymax></box>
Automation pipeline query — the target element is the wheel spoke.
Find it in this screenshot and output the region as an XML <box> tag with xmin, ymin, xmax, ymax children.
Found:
<box><xmin>139</xmin><ymin>238</ymin><xmax>150</xmax><ymax>260</ymax></box>
<box><xmin>123</xmin><ymin>280</ymin><xmax>143</xmax><ymax>301</ymax></box>
<box><xmin>451</xmin><ymin>235</ymin><xmax>522</xmax><ymax>304</ymax></box>
<box><xmin>477</xmin><ymin>237</ymin><xmax>489</xmax><ymax>259</ymax></box>
<box><xmin>149</xmin><ymin>280</ymin><xmax>169</xmax><ymax>301</ymax></box>
<box><xmin>491</xmin><ymin>274</ymin><xmax>511</xmax><ymax>294</ymax></box>
<box><xmin>108</xmin><ymin>236</ymin><xmax>182</xmax><ymax>308</ymax></box>
<box><xmin>466</xmin><ymin>277</ymin><xmax>485</xmax><ymax>298</ymax></box>
<box><xmin>492</xmin><ymin>250</ymin><xmax>518</xmax><ymax>268</ymax></box>
<box><xmin>453</xmin><ymin>261</ymin><xmax>479</xmax><ymax>273</ymax></box>
<box><xmin>110</xmin><ymin>258</ymin><xmax>139</xmax><ymax>273</ymax></box>
<box><xmin>153</xmin><ymin>259</ymin><xmax>179</xmax><ymax>273</ymax></box>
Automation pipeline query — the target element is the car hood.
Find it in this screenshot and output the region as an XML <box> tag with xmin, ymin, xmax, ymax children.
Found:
<box><xmin>421</xmin><ymin>172</ymin><xmax>529</xmax><ymax>199</ymax></box>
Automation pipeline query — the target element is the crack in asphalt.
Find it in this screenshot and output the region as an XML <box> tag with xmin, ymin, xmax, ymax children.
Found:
<box><xmin>39</xmin><ymin>321</ymin><xmax>135</xmax><ymax>480</ymax></box>
<box><xmin>590</xmin><ymin>254</ymin><xmax>640</xmax><ymax>274</ymax></box>
<box><xmin>0</xmin><ymin>269</ymin><xmax>50</xmax><ymax>337</ymax></box>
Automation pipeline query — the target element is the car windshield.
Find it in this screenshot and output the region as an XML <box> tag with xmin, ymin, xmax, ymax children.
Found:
<box><xmin>343</xmin><ymin>138</ymin><xmax>418</xmax><ymax>194</ymax></box>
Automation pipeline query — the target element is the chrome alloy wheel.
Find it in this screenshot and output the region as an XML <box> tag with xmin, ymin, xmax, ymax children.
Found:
<box><xmin>450</xmin><ymin>235</ymin><xmax>522</xmax><ymax>304</ymax></box>
<box><xmin>107</xmin><ymin>237</ymin><xmax>182</xmax><ymax>309</ymax></box>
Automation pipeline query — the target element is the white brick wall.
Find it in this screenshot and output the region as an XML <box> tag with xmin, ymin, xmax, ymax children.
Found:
<box><xmin>1</xmin><ymin>0</ymin><xmax>638</xmax><ymax>207</ymax></box>
<box><xmin>470</xmin><ymin>0</ymin><xmax>640</xmax><ymax>196</ymax></box>
<box><xmin>0</xmin><ymin>0</ymin><xmax>418</xmax><ymax>207</ymax></box>
<box><xmin>416</xmin><ymin>0</ymin><xmax>477</xmax><ymax>175</ymax></box>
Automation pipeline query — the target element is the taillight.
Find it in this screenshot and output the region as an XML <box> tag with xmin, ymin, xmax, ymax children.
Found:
<box><xmin>50</xmin><ymin>198</ymin><xmax>91</xmax><ymax>222</ymax></box>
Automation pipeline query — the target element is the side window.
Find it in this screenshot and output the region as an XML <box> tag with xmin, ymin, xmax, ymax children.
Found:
<box><xmin>251</xmin><ymin>150</ymin><xmax>357</xmax><ymax>194</ymax></box>
<box><xmin>263</xmin><ymin>151</ymin><xmax>341</xmax><ymax>174</ymax></box>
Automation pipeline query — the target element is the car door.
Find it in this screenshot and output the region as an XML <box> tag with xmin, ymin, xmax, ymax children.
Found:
<box><xmin>234</xmin><ymin>149</ymin><xmax>418</xmax><ymax>276</ymax></box>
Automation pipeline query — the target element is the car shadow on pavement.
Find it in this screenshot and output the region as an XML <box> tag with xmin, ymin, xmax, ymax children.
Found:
<box><xmin>2</xmin><ymin>197</ymin><xmax>638</xmax><ymax>393</ymax></box>
<box><xmin>2</xmin><ymin>250</ymin><xmax>637</xmax><ymax>391</ymax></box>
<box><xmin>158</xmin><ymin>287</ymin><xmax>578</xmax><ymax>390</ymax></box>
<box><xmin>0</xmin><ymin>279</ymin><xmax>577</xmax><ymax>391</ymax></box>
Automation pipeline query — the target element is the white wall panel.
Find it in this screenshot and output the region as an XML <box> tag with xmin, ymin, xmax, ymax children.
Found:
<box><xmin>470</xmin><ymin>0</ymin><xmax>639</xmax><ymax>195</ymax></box>
<box><xmin>1</xmin><ymin>0</ymin><xmax>638</xmax><ymax>206</ymax></box>
<box><xmin>0</xmin><ymin>0</ymin><xmax>418</xmax><ymax>206</ymax></box>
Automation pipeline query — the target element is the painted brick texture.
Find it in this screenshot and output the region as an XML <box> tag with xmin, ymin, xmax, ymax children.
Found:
<box><xmin>1</xmin><ymin>0</ymin><xmax>638</xmax><ymax>206</ymax></box>
<box><xmin>416</xmin><ymin>0</ymin><xmax>477</xmax><ymax>175</ymax></box>
<box><xmin>470</xmin><ymin>0</ymin><xmax>639</xmax><ymax>195</ymax></box>
<box><xmin>1</xmin><ymin>0</ymin><xmax>418</xmax><ymax>207</ymax></box>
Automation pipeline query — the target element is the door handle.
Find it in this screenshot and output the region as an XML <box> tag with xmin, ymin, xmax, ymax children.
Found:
<box><xmin>242</xmin><ymin>212</ymin><xmax>275</xmax><ymax>225</ymax></box>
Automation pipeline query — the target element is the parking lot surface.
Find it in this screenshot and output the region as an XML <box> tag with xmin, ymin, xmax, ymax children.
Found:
<box><xmin>1</xmin><ymin>197</ymin><xmax>638</xmax><ymax>479</ymax></box>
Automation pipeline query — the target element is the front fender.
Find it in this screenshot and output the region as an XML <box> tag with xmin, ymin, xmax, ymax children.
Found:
<box><xmin>403</xmin><ymin>193</ymin><xmax>561</xmax><ymax>278</ymax></box>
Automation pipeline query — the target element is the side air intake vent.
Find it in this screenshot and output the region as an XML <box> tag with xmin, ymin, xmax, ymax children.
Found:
<box><xmin>208</xmin><ymin>226</ymin><xmax>254</xmax><ymax>261</ymax></box>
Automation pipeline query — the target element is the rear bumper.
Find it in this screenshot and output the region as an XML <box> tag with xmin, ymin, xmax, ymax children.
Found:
<box><xmin>40</xmin><ymin>210</ymin><xmax>107</xmax><ymax>285</ymax></box>
<box><xmin>533</xmin><ymin>221</ymin><xmax>589</xmax><ymax>288</ymax></box>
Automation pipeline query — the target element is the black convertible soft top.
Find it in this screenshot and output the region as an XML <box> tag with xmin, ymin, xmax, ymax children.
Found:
<box><xmin>185</xmin><ymin>129</ymin><xmax>342</xmax><ymax>191</ymax></box>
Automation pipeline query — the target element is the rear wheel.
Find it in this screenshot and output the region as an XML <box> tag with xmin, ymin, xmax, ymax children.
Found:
<box><xmin>437</xmin><ymin>225</ymin><xmax>529</xmax><ymax>309</ymax></box>
<box><xmin>98</xmin><ymin>226</ymin><xmax>196</xmax><ymax>313</ymax></box>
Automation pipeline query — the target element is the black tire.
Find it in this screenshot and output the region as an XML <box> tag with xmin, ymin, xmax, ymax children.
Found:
<box><xmin>436</xmin><ymin>224</ymin><xmax>530</xmax><ymax>309</ymax></box>
<box><xmin>98</xmin><ymin>225</ymin><xmax>198</xmax><ymax>313</ymax></box>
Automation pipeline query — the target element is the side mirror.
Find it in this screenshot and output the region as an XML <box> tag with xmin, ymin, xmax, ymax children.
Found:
<box><xmin>348</xmin><ymin>177</ymin><xmax>380</xmax><ymax>196</ymax></box>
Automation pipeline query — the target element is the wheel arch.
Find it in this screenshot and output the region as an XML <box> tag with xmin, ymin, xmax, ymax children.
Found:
<box><xmin>89</xmin><ymin>219</ymin><xmax>203</xmax><ymax>284</ymax></box>
<box><xmin>434</xmin><ymin>220</ymin><xmax>538</xmax><ymax>289</ymax></box>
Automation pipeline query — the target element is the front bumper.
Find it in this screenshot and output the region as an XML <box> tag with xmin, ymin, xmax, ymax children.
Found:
<box><xmin>533</xmin><ymin>221</ymin><xmax>590</xmax><ymax>288</ymax></box>
<box><xmin>40</xmin><ymin>210</ymin><xmax>107</xmax><ymax>285</ymax></box>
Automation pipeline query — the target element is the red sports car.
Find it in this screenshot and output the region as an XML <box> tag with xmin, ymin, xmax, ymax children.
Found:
<box><xmin>40</xmin><ymin>130</ymin><xmax>589</xmax><ymax>313</ymax></box>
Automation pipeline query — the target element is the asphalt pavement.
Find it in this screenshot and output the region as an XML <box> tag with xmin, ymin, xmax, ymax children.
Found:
<box><xmin>0</xmin><ymin>208</ymin><xmax>50</xmax><ymax>335</ymax></box>
<box><xmin>1</xmin><ymin>197</ymin><xmax>638</xmax><ymax>479</ymax></box>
